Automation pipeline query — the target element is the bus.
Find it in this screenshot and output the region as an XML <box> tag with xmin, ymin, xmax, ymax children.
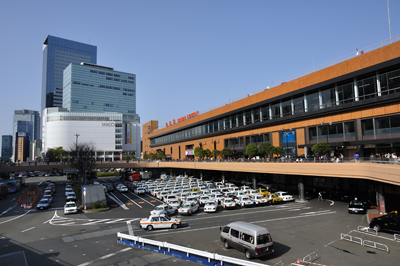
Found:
<box><xmin>7</xmin><ymin>179</ymin><xmax>21</xmax><ymax>193</ymax></box>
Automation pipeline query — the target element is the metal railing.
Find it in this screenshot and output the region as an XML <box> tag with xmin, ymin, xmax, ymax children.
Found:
<box><xmin>340</xmin><ymin>233</ymin><xmax>390</xmax><ymax>253</ymax></box>
<box><xmin>117</xmin><ymin>232</ymin><xmax>271</xmax><ymax>266</ymax></box>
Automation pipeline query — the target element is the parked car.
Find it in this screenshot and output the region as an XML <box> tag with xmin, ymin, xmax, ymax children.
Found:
<box><xmin>204</xmin><ymin>201</ymin><xmax>218</xmax><ymax>213</ymax></box>
<box><xmin>220</xmin><ymin>197</ymin><xmax>236</xmax><ymax>210</ymax></box>
<box><xmin>370</xmin><ymin>213</ymin><xmax>400</xmax><ymax>233</ymax></box>
<box><xmin>150</xmin><ymin>204</ymin><xmax>177</xmax><ymax>216</ymax></box>
<box><xmin>64</xmin><ymin>201</ymin><xmax>78</xmax><ymax>214</ymax></box>
<box><xmin>235</xmin><ymin>195</ymin><xmax>254</xmax><ymax>208</ymax></box>
<box><xmin>275</xmin><ymin>191</ymin><xmax>294</xmax><ymax>202</ymax></box>
<box><xmin>140</xmin><ymin>214</ymin><xmax>181</xmax><ymax>230</ymax></box>
<box><xmin>37</xmin><ymin>198</ymin><xmax>51</xmax><ymax>210</ymax></box>
<box><xmin>178</xmin><ymin>202</ymin><xmax>199</xmax><ymax>215</ymax></box>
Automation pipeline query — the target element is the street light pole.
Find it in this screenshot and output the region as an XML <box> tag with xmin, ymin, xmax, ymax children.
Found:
<box><xmin>75</xmin><ymin>134</ymin><xmax>80</xmax><ymax>146</ymax></box>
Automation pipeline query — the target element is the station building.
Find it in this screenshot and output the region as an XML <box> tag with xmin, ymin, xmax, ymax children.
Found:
<box><xmin>143</xmin><ymin>40</ymin><xmax>400</xmax><ymax>161</ymax></box>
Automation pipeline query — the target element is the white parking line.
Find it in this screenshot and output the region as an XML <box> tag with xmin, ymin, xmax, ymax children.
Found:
<box><xmin>121</xmin><ymin>193</ymin><xmax>142</xmax><ymax>208</ymax></box>
<box><xmin>21</xmin><ymin>227</ymin><xmax>35</xmax><ymax>233</ymax></box>
<box><xmin>107</xmin><ymin>193</ymin><xmax>129</xmax><ymax>210</ymax></box>
<box><xmin>77</xmin><ymin>247</ymin><xmax>131</xmax><ymax>266</ymax></box>
<box><xmin>128</xmin><ymin>192</ymin><xmax>155</xmax><ymax>206</ymax></box>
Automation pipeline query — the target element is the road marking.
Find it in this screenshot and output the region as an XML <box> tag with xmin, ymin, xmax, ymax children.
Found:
<box><xmin>77</xmin><ymin>247</ymin><xmax>131</xmax><ymax>266</ymax></box>
<box><xmin>128</xmin><ymin>192</ymin><xmax>155</xmax><ymax>206</ymax></box>
<box><xmin>142</xmin><ymin>210</ymin><xmax>337</xmax><ymax>237</ymax></box>
<box><xmin>48</xmin><ymin>211</ymin><xmax>140</xmax><ymax>226</ymax></box>
<box><xmin>0</xmin><ymin>206</ymin><xmax>14</xmax><ymax>217</ymax></box>
<box><xmin>107</xmin><ymin>193</ymin><xmax>129</xmax><ymax>210</ymax></box>
<box><xmin>0</xmin><ymin>210</ymin><xmax>31</xmax><ymax>225</ymax></box>
<box><xmin>21</xmin><ymin>227</ymin><xmax>35</xmax><ymax>233</ymax></box>
<box><xmin>121</xmin><ymin>193</ymin><xmax>142</xmax><ymax>208</ymax></box>
<box><xmin>127</xmin><ymin>221</ymin><xmax>133</xmax><ymax>235</ymax></box>
<box><xmin>329</xmin><ymin>200</ymin><xmax>335</xmax><ymax>206</ymax></box>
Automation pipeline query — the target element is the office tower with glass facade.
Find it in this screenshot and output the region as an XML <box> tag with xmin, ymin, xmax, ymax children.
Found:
<box><xmin>12</xmin><ymin>110</ymin><xmax>41</xmax><ymax>162</ymax></box>
<box><xmin>1</xmin><ymin>135</ymin><xmax>12</xmax><ymax>161</ymax></box>
<box><xmin>41</xmin><ymin>35</ymin><xmax>97</xmax><ymax>114</ymax></box>
<box><xmin>63</xmin><ymin>62</ymin><xmax>136</xmax><ymax>116</ymax></box>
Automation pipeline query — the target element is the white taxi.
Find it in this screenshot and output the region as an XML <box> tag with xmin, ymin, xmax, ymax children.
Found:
<box><xmin>220</xmin><ymin>197</ymin><xmax>237</xmax><ymax>210</ymax></box>
<box><xmin>150</xmin><ymin>204</ymin><xmax>177</xmax><ymax>216</ymax></box>
<box><xmin>64</xmin><ymin>201</ymin><xmax>78</xmax><ymax>214</ymax></box>
<box><xmin>140</xmin><ymin>214</ymin><xmax>181</xmax><ymax>230</ymax></box>
<box><xmin>204</xmin><ymin>201</ymin><xmax>218</xmax><ymax>213</ymax></box>
<box><xmin>235</xmin><ymin>195</ymin><xmax>254</xmax><ymax>208</ymax></box>
<box><xmin>276</xmin><ymin>191</ymin><xmax>294</xmax><ymax>202</ymax></box>
<box><xmin>250</xmin><ymin>194</ymin><xmax>269</xmax><ymax>205</ymax></box>
<box><xmin>178</xmin><ymin>202</ymin><xmax>199</xmax><ymax>215</ymax></box>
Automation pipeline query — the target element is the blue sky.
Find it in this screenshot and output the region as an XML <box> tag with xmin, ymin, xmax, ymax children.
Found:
<box><xmin>1</xmin><ymin>1</ymin><xmax>400</xmax><ymax>150</ymax></box>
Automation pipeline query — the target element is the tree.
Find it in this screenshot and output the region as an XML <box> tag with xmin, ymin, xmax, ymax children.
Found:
<box><xmin>220</xmin><ymin>147</ymin><xmax>233</xmax><ymax>158</ymax></box>
<box><xmin>52</xmin><ymin>147</ymin><xmax>66</xmax><ymax>162</ymax></box>
<box><xmin>68</xmin><ymin>142</ymin><xmax>97</xmax><ymax>185</ymax></box>
<box><xmin>273</xmin><ymin>146</ymin><xmax>285</xmax><ymax>157</ymax></box>
<box><xmin>211</xmin><ymin>149</ymin><xmax>220</xmax><ymax>159</ymax></box>
<box><xmin>204</xmin><ymin>149</ymin><xmax>211</xmax><ymax>159</ymax></box>
<box><xmin>311</xmin><ymin>142</ymin><xmax>332</xmax><ymax>156</ymax></box>
<box><xmin>245</xmin><ymin>143</ymin><xmax>258</xmax><ymax>158</ymax></box>
<box><xmin>259</xmin><ymin>142</ymin><xmax>273</xmax><ymax>158</ymax></box>
<box><xmin>194</xmin><ymin>147</ymin><xmax>204</xmax><ymax>159</ymax></box>
<box><xmin>157</xmin><ymin>150</ymin><xmax>165</xmax><ymax>160</ymax></box>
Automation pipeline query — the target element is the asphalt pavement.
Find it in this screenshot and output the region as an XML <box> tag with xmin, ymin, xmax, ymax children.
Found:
<box><xmin>0</xmin><ymin>175</ymin><xmax>399</xmax><ymax>266</ymax></box>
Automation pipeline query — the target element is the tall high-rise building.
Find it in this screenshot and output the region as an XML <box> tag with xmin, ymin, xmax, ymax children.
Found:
<box><xmin>12</xmin><ymin>110</ymin><xmax>40</xmax><ymax>162</ymax></box>
<box><xmin>63</xmin><ymin>63</ymin><xmax>137</xmax><ymax>116</ymax></box>
<box><xmin>13</xmin><ymin>110</ymin><xmax>40</xmax><ymax>141</ymax></box>
<box><xmin>1</xmin><ymin>135</ymin><xmax>12</xmax><ymax>162</ymax></box>
<box><xmin>42</xmin><ymin>63</ymin><xmax>141</xmax><ymax>161</ymax></box>
<box><xmin>41</xmin><ymin>35</ymin><xmax>97</xmax><ymax>114</ymax></box>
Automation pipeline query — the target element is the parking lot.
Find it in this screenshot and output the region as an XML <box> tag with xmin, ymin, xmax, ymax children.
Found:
<box><xmin>1</xmin><ymin>175</ymin><xmax>400</xmax><ymax>266</ymax></box>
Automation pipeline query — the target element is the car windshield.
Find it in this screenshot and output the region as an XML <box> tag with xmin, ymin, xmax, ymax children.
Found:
<box><xmin>40</xmin><ymin>199</ymin><xmax>48</xmax><ymax>203</ymax></box>
<box><xmin>181</xmin><ymin>204</ymin><xmax>190</xmax><ymax>208</ymax></box>
<box><xmin>170</xmin><ymin>201</ymin><xmax>179</xmax><ymax>204</ymax></box>
<box><xmin>350</xmin><ymin>200</ymin><xmax>363</xmax><ymax>206</ymax></box>
<box><xmin>225</xmin><ymin>198</ymin><xmax>233</xmax><ymax>202</ymax></box>
<box><xmin>66</xmin><ymin>203</ymin><xmax>75</xmax><ymax>208</ymax></box>
<box><xmin>257</xmin><ymin>233</ymin><xmax>272</xmax><ymax>245</ymax></box>
<box><xmin>242</xmin><ymin>197</ymin><xmax>250</xmax><ymax>201</ymax></box>
<box><xmin>205</xmin><ymin>202</ymin><xmax>215</xmax><ymax>206</ymax></box>
<box><xmin>154</xmin><ymin>206</ymin><xmax>164</xmax><ymax>211</ymax></box>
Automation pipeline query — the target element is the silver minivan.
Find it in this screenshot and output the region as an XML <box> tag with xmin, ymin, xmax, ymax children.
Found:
<box><xmin>220</xmin><ymin>221</ymin><xmax>274</xmax><ymax>259</ymax></box>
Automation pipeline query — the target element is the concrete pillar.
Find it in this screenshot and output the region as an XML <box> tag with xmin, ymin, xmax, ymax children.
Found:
<box><xmin>184</xmin><ymin>171</ymin><xmax>187</xmax><ymax>177</ymax></box>
<box><xmin>376</xmin><ymin>72</ymin><xmax>382</xmax><ymax>97</ymax></box>
<box><xmin>304</xmin><ymin>94</ymin><xmax>308</xmax><ymax>112</ymax></box>
<box><xmin>376</xmin><ymin>183</ymin><xmax>386</xmax><ymax>214</ymax></box>
<box><xmin>298</xmin><ymin>176</ymin><xmax>305</xmax><ymax>201</ymax></box>
<box><xmin>252</xmin><ymin>173</ymin><xmax>256</xmax><ymax>189</ymax></box>
<box><xmin>335</xmin><ymin>85</ymin><xmax>339</xmax><ymax>106</ymax></box>
<box><xmin>221</xmin><ymin>171</ymin><xmax>225</xmax><ymax>183</ymax></box>
<box><xmin>354</xmin><ymin>78</ymin><xmax>359</xmax><ymax>101</ymax></box>
<box><xmin>170</xmin><ymin>169</ymin><xmax>173</xmax><ymax>176</ymax></box>
<box><xmin>111</xmin><ymin>151</ymin><xmax>114</xmax><ymax>162</ymax></box>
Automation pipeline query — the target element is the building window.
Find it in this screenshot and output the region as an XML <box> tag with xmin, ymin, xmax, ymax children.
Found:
<box><xmin>376</xmin><ymin>117</ymin><xmax>390</xmax><ymax>135</ymax></box>
<box><xmin>362</xmin><ymin>119</ymin><xmax>374</xmax><ymax>136</ymax></box>
<box><xmin>344</xmin><ymin>121</ymin><xmax>355</xmax><ymax>137</ymax></box>
<box><xmin>338</xmin><ymin>82</ymin><xmax>354</xmax><ymax>104</ymax></box>
<box><xmin>309</xmin><ymin>127</ymin><xmax>317</xmax><ymax>141</ymax></box>
<box><xmin>388</xmin><ymin>69</ymin><xmax>400</xmax><ymax>93</ymax></box>
<box><xmin>306</xmin><ymin>92</ymin><xmax>319</xmax><ymax>111</ymax></box>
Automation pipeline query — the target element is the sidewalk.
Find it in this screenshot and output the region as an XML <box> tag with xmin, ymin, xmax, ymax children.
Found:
<box><xmin>367</xmin><ymin>206</ymin><xmax>382</xmax><ymax>223</ymax></box>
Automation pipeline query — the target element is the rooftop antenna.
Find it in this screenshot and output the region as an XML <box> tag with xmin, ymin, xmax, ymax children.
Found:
<box><xmin>387</xmin><ymin>0</ymin><xmax>392</xmax><ymax>42</ymax></box>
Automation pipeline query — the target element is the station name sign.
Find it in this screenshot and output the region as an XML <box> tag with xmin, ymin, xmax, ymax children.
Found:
<box><xmin>166</xmin><ymin>111</ymin><xmax>199</xmax><ymax>127</ymax></box>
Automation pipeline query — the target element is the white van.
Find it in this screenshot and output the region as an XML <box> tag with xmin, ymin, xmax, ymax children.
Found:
<box><xmin>220</xmin><ymin>221</ymin><xmax>274</xmax><ymax>259</ymax></box>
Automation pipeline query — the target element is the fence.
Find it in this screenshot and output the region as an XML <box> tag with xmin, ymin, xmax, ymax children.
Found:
<box><xmin>340</xmin><ymin>233</ymin><xmax>389</xmax><ymax>253</ymax></box>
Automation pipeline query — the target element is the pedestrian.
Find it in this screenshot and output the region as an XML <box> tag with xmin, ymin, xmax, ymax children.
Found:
<box><xmin>318</xmin><ymin>191</ymin><xmax>323</xmax><ymax>201</ymax></box>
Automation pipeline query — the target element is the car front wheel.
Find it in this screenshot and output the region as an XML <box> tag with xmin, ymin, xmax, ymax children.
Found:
<box><xmin>224</xmin><ymin>240</ymin><xmax>230</xmax><ymax>249</ymax></box>
<box><xmin>147</xmin><ymin>225</ymin><xmax>153</xmax><ymax>231</ymax></box>
<box><xmin>171</xmin><ymin>224</ymin><xmax>178</xmax><ymax>229</ymax></box>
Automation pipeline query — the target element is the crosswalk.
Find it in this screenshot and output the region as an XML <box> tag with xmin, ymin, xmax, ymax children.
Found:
<box><xmin>48</xmin><ymin>211</ymin><xmax>140</xmax><ymax>226</ymax></box>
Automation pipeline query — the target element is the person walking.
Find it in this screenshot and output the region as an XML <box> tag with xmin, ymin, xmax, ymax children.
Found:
<box><xmin>318</xmin><ymin>191</ymin><xmax>323</xmax><ymax>201</ymax></box>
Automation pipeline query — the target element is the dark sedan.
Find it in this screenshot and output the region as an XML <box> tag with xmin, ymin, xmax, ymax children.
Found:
<box><xmin>370</xmin><ymin>213</ymin><xmax>400</xmax><ymax>233</ymax></box>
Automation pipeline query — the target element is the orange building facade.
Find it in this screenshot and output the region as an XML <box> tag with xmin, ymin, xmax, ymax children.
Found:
<box><xmin>143</xmin><ymin>41</ymin><xmax>400</xmax><ymax>161</ymax></box>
